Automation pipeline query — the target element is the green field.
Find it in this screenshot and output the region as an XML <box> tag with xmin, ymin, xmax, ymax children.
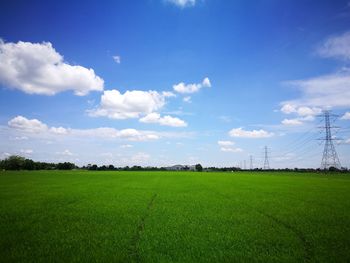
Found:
<box><xmin>0</xmin><ymin>171</ymin><xmax>350</xmax><ymax>262</ymax></box>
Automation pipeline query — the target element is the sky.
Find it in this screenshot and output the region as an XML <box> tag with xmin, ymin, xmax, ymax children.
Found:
<box><xmin>0</xmin><ymin>0</ymin><xmax>350</xmax><ymax>168</ymax></box>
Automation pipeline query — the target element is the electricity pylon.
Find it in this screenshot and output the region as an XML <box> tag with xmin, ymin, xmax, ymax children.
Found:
<box><xmin>263</xmin><ymin>146</ymin><xmax>270</xmax><ymax>170</ymax></box>
<box><xmin>319</xmin><ymin>110</ymin><xmax>341</xmax><ymax>170</ymax></box>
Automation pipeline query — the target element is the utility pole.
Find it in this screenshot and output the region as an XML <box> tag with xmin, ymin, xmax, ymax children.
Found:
<box><xmin>319</xmin><ymin>110</ymin><xmax>341</xmax><ymax>170</ymax></box>
<box><xmin>250</xmin><ymin>155</ymin><xmax>253</xmax><ymax>170</ymax></box>
<box><xmin>244</xmin><ymin>160</ymin><xmax>246</xmax><ymax>170</ymax></box>
<box><xmin>263</xmin><ymin>146</ymin><xmax>270</xmax><ymax>170</ymax></box>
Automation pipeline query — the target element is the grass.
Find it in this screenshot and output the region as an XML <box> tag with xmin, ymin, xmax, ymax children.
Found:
<box><xmin>0</xmin><ymin>170</ymin><xmax>350</xmax><ymax>262</ymax></box>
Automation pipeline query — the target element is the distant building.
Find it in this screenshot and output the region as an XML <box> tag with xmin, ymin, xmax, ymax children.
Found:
<box><xmin>165</xmin><ymin>165</ymin><xmax>195</xmax><ymax>171</ymax></box>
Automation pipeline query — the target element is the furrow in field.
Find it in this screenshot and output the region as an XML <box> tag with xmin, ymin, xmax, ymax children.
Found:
<box><xmin>128</xmin><ymin>193</ymin><xmax>157</xmax><ymax>262</ymax></box>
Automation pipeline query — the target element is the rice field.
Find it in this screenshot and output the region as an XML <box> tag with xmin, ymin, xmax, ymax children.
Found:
<box><xmin>0</xmin><ymin>170</ymin><xmax>349</xmax><ymax>262</ymax></box>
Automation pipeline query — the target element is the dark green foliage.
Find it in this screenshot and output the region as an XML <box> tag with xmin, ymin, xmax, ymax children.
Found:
<box><xmin>56</xmin><ymin>162</ymin><xmax>76</xmax><ymax>170</ymax></box>
<box><xmin>0</xmin><ymin>156</ymin><xmax>75</xmax><ymax>170</ymax></box>
<box><xmin>195</xmin><ymin>163</ymin><xmax>203</xmax><ymax>172</ymax></box>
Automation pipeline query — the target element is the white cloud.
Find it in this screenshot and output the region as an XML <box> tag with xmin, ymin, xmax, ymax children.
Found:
<box><xmin>173</xmin><ymin>77</ymin><xmax>211</xmax><ymax>94</ymax></box>
<box><xmin>341</xmin><ymin>112</ymin><xmax>350</xmax><ymax>120</ymax></box>
<box><xmin>218</xmin><ymin>140</ymin><xmax>242</xmax><ymax>153</ymax></box>
<box><xmin>139</xmin><ymin>113</ymin><xmax>187</xmax><ymax>127</ymax></box>
<box><xmin>282</xmin><ymin>70</ymin><xmax>350</xmax><ymax>109</ymax></box>
<box><xmin>8</xmin><ymin>116</ymin><xmax>48</xmax><ymax>133</ymax></box>
<box><xmin>202</xmin><ymin>77</ymin><xmax>211</xmax><ymax>88</ymax></box>
<box><xmin>281</xmin><ymin>118</ymin><xmax>303</xmax><ymax>126</ymax></box>
<box><xmin>317</xmin><ymin>31</ymin><xmax>350</xmax><ymax>60</ymax></box>
<box><xmin>220</xmin><ymin>147</ymin><xmax>243</xmax><ymax>153</ymax></box>
<box><xmin>183</xmin><ymin>96</ymin><xmax>192</xmax><ymax>103</ymax></box>
<box><xmin>56</xmin><ymin>149</ymin><xmax>73</xmax><ymax>156</ymax></box>
<box><xmin>0</xmin><ymin>39</ymin><xmax>104</xmax><ymax>96</ymax></box>
<box><xmin>166</xmin><ymin>0</ymin><xmax>196</xmax><ymax>8</ymax></box>
<box><xmin>229</xmin><ymin>128</ymin><xmax>274</xmax><ymax>138</ymax></box>
<box><xmin>217</xmin><ymin>140</ymin><xmax>235</xmax><ymax>146</ymax></box>
<box><xmin>7</xmin><ymin>116</ymin><xmax>160</xmax><ymax>141</ymax></box>
<box><xmin>162</xmin><ymin>91</ymin><xmax>176</xmax><ymax>97</ymax></box>
<box><xmin>50</xmin><ymin>127</ymin><xmax>69</xmax><ymax>135</ymax></box>
<box><xmin>113</xmin><ymin>55</ymin><xmax>121</xmax><ymax>64</ymax></box>
<box><xmin>20</xmin><ymin>149</ymin><xmax>33</xmax><ymax>154</ymax></box>
<box><xmin>89</xmin><ymin>89</ymin><xmax>166</xmax><ymax>119</ymax></box>
<box><xmin>345</xmin><ymin>138</ymin><xmax>350</xmax><ymax>144</ymax></box>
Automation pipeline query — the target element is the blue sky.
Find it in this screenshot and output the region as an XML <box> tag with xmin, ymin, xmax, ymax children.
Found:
<box><xmin>1</xmin><ymin>0</ymin><xmax>350</xmax><ymax>168</ymax></box>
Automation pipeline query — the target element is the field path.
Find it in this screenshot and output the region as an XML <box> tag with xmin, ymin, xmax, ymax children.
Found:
<box><xmin>128</xmin><ymin>193</ymin><xmax>158</xmax><ymax>262</ymax></box>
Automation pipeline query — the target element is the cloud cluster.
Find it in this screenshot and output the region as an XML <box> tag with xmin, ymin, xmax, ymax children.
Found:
<box><xmin>280</xmin><ymin>104</ymin><xmax>321</xmax><ymax>126</ymax></box>
<box><xmin>217</xmin><ymin>140</ymin><xmax>242</xmax><ymax>153</ymax></box>
<box><xmin>89</xmin><ymin>89</ymin><xmax>186</xmax><ymax>127</ymax></box>
<box><xmin>229</xmin><ymin>128</ymin><xmax>274</xmax><ymax>138</ymax></box>
<box><xmin>0</xmin><ymin>40</ymin><xmax>104</xmax><ymax>96</ymax></box>
<box><xmin>173</xmin><ymin>77</ymin><xmax>211</xmax><ymax>94</ymax></box>
<box><xmin>7</xmin><ymin>116</ymin><xmax>191</xmax><ymax>142</ymax></box>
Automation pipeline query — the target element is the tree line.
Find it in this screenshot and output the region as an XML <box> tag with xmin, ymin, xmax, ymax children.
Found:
<box><xmin>0</xmin><ymin>155</ymin><xmax>348</xmax><ymax>172</ymax></box>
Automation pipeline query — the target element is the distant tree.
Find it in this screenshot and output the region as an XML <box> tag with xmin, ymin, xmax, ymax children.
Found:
<box><xmin>1</xmin><ymin>155</ymin><xmax>26</xmax><ymax>170</ymax></box>
<box><xmin>56</xmin><ymin>162</ymin><xmax>75</xmax><ymax>170</ymax></box>
<box><xmin>89</xmin><ymin>164</ymin><xmax>98</xmax><ymax>171</ymax></box>
<box><xmin>108</xmin><ymin>164</ymin><xmax>115</xmax><ymax>170</ymax></box>
<box><xmin>195</xmin><ymin>163</ymin><xmax>203</xmax><ymax>172</ymax></box>
<box><xmin>23</xmin><ymin>159</ymin><xmax>35</xmax><ymax>170</ymax></box>
<box><xmin>328</xmin><ymin>166</ymin><xmax>339</xmax><ymax>172</ymax></box>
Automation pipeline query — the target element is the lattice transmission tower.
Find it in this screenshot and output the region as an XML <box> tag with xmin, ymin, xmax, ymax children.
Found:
<box><xmin>319</xmin><ymin>110</ymin><xmax>341</xmax><ymax>170</ymax></box>
<box><xmin>263</xmin><ymin>146</ymin><xmax>270</xmax><ymax>170</ymax></box>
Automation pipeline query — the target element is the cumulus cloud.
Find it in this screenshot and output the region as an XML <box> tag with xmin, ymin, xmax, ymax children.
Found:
<box><xmin>317</xmin><ymin>31</ymin><xmax>350</xmax><ymax>60</ymax></box>
<box><xmin>229</xmin><ymin>128</ymin><xmax>274</xmax><ymax>138</ymax></box>
<box><xmin>281</xmin><ymin>118</ymin><xmax>303</xmax><ymax>126</ymax></box>
<box><xmin>341</xmin><ymin>112</ymin><xmax>350</xmax><ymax>120</ymax></box>
<box><xmin>166</xmin><ymin>0</ymin><xmax>196</xmax><ymax>8</ymax></box>
<box><xmin>0</xmin><ymin>39</ymin><xmax>104</xmax><ymax>95</ymax></box>
<box><xmin>89</xmin><ymin>89</ymin><xmax>167</xmax><ymax>119</ymax></box>
<box><xmin>8</xmin><ymin>116</ymin><xmax>48</xmax><ymax>133</ymax></box>
<box><xmin>139</xmin><ymin>113</ymin><xmax>187</xmax><ymax>127</ymax></box>
<box><xmin>173</xmin><ymin>77</ymin><xmax>211</xmax><ymax>94</ymax></box>
<box><xmin>113</xmin><ymin>55</ymin><xmax>121</xmax><ymax>64</ymax></box>
<box><xmin>281</xmin><ymin>70</ymin><xmax>350</xmax><ymax>109</ymax></box>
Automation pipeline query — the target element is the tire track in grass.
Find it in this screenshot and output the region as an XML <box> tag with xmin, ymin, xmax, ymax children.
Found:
<box><xmin>128</xmin><ymin>193</ymin><xmax>157</xmax><ymax>262</ymax></box>
<box><xmin>253</xmin><ymin>208</ymin><xmax>313</xmax><ymax>263</ymax></box>
<box><xmin>193</xmin><ymin>181</ymin><xmax>313</xmax><ymax>262</ymax></box>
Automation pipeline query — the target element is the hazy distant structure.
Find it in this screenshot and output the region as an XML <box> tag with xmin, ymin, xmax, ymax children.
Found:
<box><xmin>263</xmin><ymin>146</ymin><xmax>270</xmax><ymax>170</ymax></box>
<box><xmin>250</xmin><ymin>155</ymin><xmax>253</xmax><ymax>170</ymax></box>
<box><xmin>319</xmin><ymin>110</ymin><xmax>341</xmax><ymax>170</ymax></box>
